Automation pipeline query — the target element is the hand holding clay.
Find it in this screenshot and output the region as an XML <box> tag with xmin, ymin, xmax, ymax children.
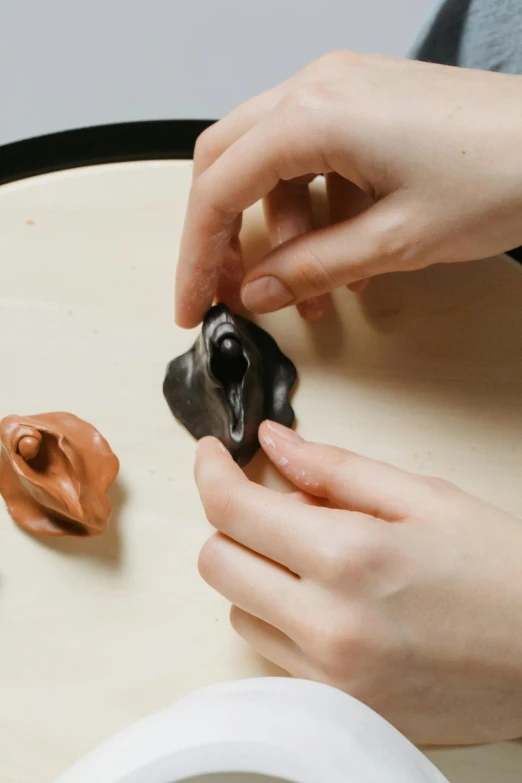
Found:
<box><xmin>0</xmin><ymin>413</ymin><xmax>119</xmax><ymax>536</ymax></box>
<box><xmin>176</xmin><ymin>53</ymin><xmax>522</xmax><ymax>326</ymax></box>
<box><xmin>195</xmin><ymin>424</ymin><xmax>522</xmax><ymax>746</ymax></box>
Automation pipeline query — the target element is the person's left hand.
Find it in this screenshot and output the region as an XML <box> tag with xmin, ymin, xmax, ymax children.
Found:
<box><xmin>195</xmin><ymin>422</ymin><xmax>522</xmax><ymax>746</ymax></box>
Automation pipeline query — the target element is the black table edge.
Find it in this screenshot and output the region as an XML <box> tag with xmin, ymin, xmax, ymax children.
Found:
<box><xmin>0</xmin><ymin>119</ymin><xmax>215</xmax><ymax>186</ymax></box>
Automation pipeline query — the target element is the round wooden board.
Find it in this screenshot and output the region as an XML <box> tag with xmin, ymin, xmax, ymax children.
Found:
<box><xmin>1</xmin><ymin>160</ymin><xmax>521</xmax><ymax>782</ymax></box>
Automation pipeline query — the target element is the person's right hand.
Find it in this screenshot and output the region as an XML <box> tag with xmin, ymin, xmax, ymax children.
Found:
<box><xmin>176</xmin><ymin>52</ymin><xmax>522</xmax><ymax>328</ymax></box>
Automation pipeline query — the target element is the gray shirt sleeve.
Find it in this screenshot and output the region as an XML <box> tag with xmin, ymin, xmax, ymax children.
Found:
<box><xmin>410</xmin><ymin>0</ymin><xmax>522</xmax><ymax>74</ymax></box>
<box><xmin>409</xmin><ymin>0</ymin><xmax>522</xmax><ymax>264</ymax></box>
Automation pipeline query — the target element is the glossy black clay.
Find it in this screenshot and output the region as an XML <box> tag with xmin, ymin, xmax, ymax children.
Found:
<box><xmin>163</xmin><ymin>304</ymin><xmax>297</xmax><ymax>466</ymax></box>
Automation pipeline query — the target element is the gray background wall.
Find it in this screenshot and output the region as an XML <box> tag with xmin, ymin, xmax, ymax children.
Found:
<box><xmin>0</xmin><ymin>0</ymin><xmax>436</xmax><ymax>147</ymax></box>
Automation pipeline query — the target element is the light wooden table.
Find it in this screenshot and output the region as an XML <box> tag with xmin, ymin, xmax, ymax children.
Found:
<box><xmin>0</xmin><ymin>161</ymin><xmax>521</xmax><ymax>783</ymax></box>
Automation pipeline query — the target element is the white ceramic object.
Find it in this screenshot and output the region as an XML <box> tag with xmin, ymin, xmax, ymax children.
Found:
<box><xmin>54</xmin><ymin>677</ymin><xmax>449</xmax><ymax>783</ymax></box>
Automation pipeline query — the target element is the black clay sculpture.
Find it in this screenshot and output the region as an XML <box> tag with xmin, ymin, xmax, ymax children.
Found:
<box><xmin>163</xmin><ymin>304</ymin><xmax>297</xmax><ymax>466</ymax></box>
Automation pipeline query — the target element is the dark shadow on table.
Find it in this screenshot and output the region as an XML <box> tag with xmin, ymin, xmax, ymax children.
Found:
<box><xmin>298</xmin><ymin>258</ymin><xmax>522</xmax><ymax>432</ymax></box>
<box><xmin>28</xmin><ymin>476</ymin><xmax>128</xmax><ymax>570</ymax></box>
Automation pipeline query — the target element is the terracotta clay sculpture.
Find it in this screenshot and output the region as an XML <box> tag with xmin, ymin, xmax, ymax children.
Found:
<box><xmin>0</xmin><ymin>413</ymin><xmax>119</xmax><ymax>536</ymax></box>
<box><xmin>163</xmin><ymin>304</ymin><xmax>297</xmax><ymax>466</ymax></box>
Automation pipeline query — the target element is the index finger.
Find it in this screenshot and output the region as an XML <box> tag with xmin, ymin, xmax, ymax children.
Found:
<box><xmin>194</xmin><ymin>437</ymin><xmax>360</xmax><ymax>577</ymax></box>
<box><xmin>175</xmin><ymin>98</ymin><xmax>334</xmax><ymax>328</ymax></box>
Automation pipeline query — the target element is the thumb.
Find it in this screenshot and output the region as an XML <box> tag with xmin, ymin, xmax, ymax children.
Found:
<box><xmin>258</xmin><ymin>421</ymin><xmax>442</xmax><ymax>522</ymax></box>
<box><xmin>241</xmin><ymin>196</ymin><xmax>410</xmax><ymax>313</ymax></box>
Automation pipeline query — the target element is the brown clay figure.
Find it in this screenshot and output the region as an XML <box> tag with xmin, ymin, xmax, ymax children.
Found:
<box><xmin>0</xmin><ymin>413</ymin><xmax>119</xmax><ymax>536</ymax></box>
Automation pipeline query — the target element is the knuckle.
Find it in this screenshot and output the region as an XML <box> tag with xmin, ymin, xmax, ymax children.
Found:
<box><xmin>229</xmin><ymin>605</ymin><xmax>242</xmax><ymax>631</ymax></box>
<box><xmin>230</xmin><ymin>605</ymin><xmax>249</xmax><ymax>636</ymax></box>
<box><xmin>316</xmin><ymin>530</ymin><xmax>383</xmax><ymax>586</ymax></box>
<box><xmin>316</xmin><ymin>629</ymin><xmax>350</xmax><ymax>670</ymax></box>
<box><xmin>315</xmin><ymin>540</ymin><xmax>351</xmax><ymax>583</ymax></box>
<box><xmin>306</xmin><ymin>619</ymin><xmax>347</xmax><ymax>661</ymax></box>
<box><xmin>190</xmin><ymin>171</ymin><xmax>235</xmax><ymax>221</ymax></box>
<box><xmin>193</xmin><ymin>127</ymin><xmax>217</xmax><ymax>173</ymax></box>
<box><xmin>366</xmin><ymin>206</ymin><xmax>424</xmax><ymax>274</ymax></box>
<box><xmin>202</xmin><ymin>480</ymin><xmax>236</xmax><ymax>528</ymax></box>
<box><xmin>422</xmin><ymin>475</ymin><xmax>457</xmax><ymax>495</ymax></box>
<box><xmin>329</xmin><ymin>452</ymin><xmax>358</xmax><ymax>489</ymax></box>
<box><xmin>304</xmin><ymin>613</ymin><xmax>370</xmax><ymax>676</ymax></box>
<box><xmin>197</xmin><ymin>534</ymin><xmax>223</xmax><ymax>583</ymax></box>
<box><xmin>296</xmin><ymin>246</ymin><xmax>336</xmax><ymax>294</ymax></box>
<box><xmin>190</xmin><ymin>171</ymin><xmax>213</xmax><ymax>206</ymax></box>
<box><xmin>316</xmin><ymin>50</ymin><xmax>364</xmax><ymax>73</ymax></box>
<box><xmin>285</xmin><ymin>83</ymin><xmax>327</xmax><ymax>119</ymax></box>
<box><xmin>371</xmin><ymin>210</ymin><xmax>411</xmax><ymax>265</ymax></box>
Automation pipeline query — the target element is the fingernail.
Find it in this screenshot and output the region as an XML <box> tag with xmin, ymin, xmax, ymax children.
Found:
<box><xmin>216</xmin><ymin>440</ymin><xmax>230</xmax><ymax>455</ymax></box>
<box><xmin>348</xmin><ymin>279</ymin><xmax>369</xmax><ymax>293</ymax></box>
<box><xmin>265</xmin><ymin>420</ymin><xmax>303</xmax><ymax>443</ymax></box>
<box><xmin>241</xmin><ymin>277</ymin><xmax>295</xmax><ymax>313</ymax></box>
<box><xmin>197</xmin><ymin>436</ymin><xmax>230</xmax><ymax>456</ymax></box>
<box><xmin>300</xmin><ymin>296</ymin><xmax>328</xmax><ymax>321</ymax></box>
